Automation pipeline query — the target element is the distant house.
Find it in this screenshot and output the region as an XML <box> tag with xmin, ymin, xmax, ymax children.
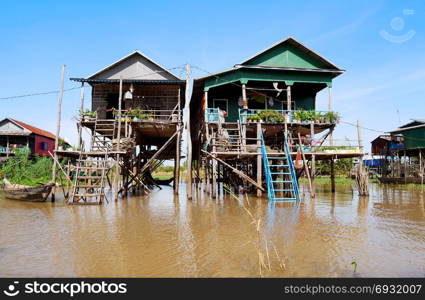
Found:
<box><xmin>371</xmin><ymin>134</ymin><xmax>404</xmax><ymax>156</ymax></box>
<box><xmin>388</xmin><ymin>119</ymin><xmax>425</xmax><ymax>151</ymax></box>
<box><xmin>0</xmin><ymin>118</ymin><xmax>69</xmax><ymax>158</ymax></box>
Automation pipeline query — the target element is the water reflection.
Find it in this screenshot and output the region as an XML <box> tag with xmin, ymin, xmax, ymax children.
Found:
<box><xmin>0</xmin><ymin>183</ymin><xmax>425</xmax><ymax>277</ymax></box>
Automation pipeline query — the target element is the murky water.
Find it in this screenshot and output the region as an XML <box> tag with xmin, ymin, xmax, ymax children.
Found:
<box><xmin>1</xmin><ymin>183</ymin><xmax>424</xmax><ymax>277</ymax></box>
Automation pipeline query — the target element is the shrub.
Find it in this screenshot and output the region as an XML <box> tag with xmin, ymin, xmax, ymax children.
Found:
<box><xmin>0</xmin><ymin>150</ymin><xmax>53</xmax><ymax>186</ymax></box>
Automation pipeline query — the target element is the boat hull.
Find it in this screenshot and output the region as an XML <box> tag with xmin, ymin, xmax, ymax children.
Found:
<box><xmin>2</xmin><ymin>180</ymin><xmax>55</xmax><ymax>202</ymax></box>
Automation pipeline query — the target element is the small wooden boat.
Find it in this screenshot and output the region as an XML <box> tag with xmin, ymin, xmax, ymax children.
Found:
<box><xmin>2</xmin><ymin>179</ymin><xmax>55</xmax><ymax>202</ymax></box>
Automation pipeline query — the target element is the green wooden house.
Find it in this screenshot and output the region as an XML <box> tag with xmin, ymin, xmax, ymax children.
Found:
<box><xmin>188</xmin><ymin>37</ymin><xmax>358</xmax><ymax>202</ymax></box>
<box><xmin>191</xmin><ymin>36</ymin><xmax>344</xmax><ymax>124</ymax></box>
<box><xmin>389</xmin><ymin>119</ymin><xmax>425</xmax><ymax>150</ymax></box>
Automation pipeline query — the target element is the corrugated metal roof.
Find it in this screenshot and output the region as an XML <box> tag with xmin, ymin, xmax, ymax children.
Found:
<box><xmin>388</xmin><ymin>123</ymin><xmax>425</xmax><ymax>133</ymax></box>
<box><xmin>86</xmin><ymin>51</ymin><xmax>181</xmax><ymax>80</ymax></box>
<box><xmin>70</xmin><ymin>78</ymin><xmax>185</xmax><ymax>84</ymax></box>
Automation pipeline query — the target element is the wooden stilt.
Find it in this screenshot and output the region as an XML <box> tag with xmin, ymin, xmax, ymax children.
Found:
<box><xmin>202</xmin><ymin>150</ymin><xmax>264</xmax><ymax>191</ymax></box>
<box><xmin>51</xmin><ymin>64</ymin><xmax>66</xmax><ymax>202</ymax></box>
<box><xmin>256</xmin><ymin>122</ymin><xmax>262</xmax><ymax>197</ymax></box>
<box><xmin>174</xmin><ymin>87</ymin><xmax>181</xmax><ymax>195</ymax></box>
<box><xmin>298</xmin><ymin>133</ymin><xmax>315</xmax><ymax>198</ymax></box>
<box><xmin>185</xmin><ymin>64</ymin><xmax>193</xmax><ymax>200</ymax></box>
<box><xmin>114</xmin><ymin>76</ymin><xmax>123</xmax><ymax>201</ymax></box>
<box><xmin>212</xmin><ymin>136</ymin><xmax>217</xmax><ymax>198</ymax></box>
<box><xmin>330</xmin><ymin>156</ymin><xmax>336</xmax><ymax>193</ymax></box>
<box><xmin>310</xmin><ymin>122</ymin><xmax>316</xmax><ymax>189</ymax></box>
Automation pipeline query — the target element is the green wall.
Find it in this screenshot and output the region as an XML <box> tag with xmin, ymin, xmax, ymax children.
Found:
<box><xmin>401</xmin><ymin>127</ymin><xmax>425</xmax><ymax>149</ymax></box>
<box><xmin>243</xmin><ymin>42</ymin><xmax>328</xmax><ymax>69</ymax></box>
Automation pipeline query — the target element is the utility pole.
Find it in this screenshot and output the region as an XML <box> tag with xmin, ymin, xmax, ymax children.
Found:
<box><xmin>185</xmin><ymin>64</ymin><xmax>192</xmax><ymax>200</ymax></box>
<box><xmin>51</xmin><ymin>64</ymin><xmax>66</xmax><ymax>202</ymax></box>
<box><xmin>114</xmin><ymin>75</ymin><xmax>123</xmax><ymax>200</ymax></box>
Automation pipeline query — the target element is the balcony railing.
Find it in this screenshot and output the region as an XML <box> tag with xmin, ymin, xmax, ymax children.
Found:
<box><xmin>205</xmin><ymin>108</ymin><xmax>225</xmax><ymax>123</ymax></box>
<box><xmin>119</xmin><ymin>109</ymin><xmax>181</xmax><ymax>122</ymax></box>
<box><xmin>205</xmin><ymin>108</ymin><xmax>338</xmax><ymax>124</ymax></box>
<box><xmin>0</xmin><ymin>147</ymin><xmax>30</xmax><ymax>154</ymax></box>
<box><xmin>81</xmin><ymin>109</ymin><xmax>182</xmax><ymax>122</ymax></box>
<box><xmin>239</xmin><ymin>109</ymin><xmax>336</xmax><ymax>124</ymax></box>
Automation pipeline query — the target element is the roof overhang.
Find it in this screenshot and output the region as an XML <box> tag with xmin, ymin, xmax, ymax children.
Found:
<box><xmin>0</xmin><ymin>132</ymin><xmax>31</xmax><ymax>136</ymax></box>
<box><xmin>388</xmin><ymin>123</ymin><xmax>425</xmax><ymax>133</ymax></box>
<box><xmin>70</xmin><ymin>78</ymin><xmax>185</xmax><ymax>85</ymax></box>
<box><xmin>234</xmin><ymin>64</ymin><xmax>344</xmax><ymax>76</ymax></box>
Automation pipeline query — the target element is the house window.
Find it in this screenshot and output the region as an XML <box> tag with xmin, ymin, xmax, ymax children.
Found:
<box><xmin>213</xmin><ymin>99</ymin><xmax>228</xmax><ymax>113</ymax></box>
<box><xmin>39</xmin><ymin>142</ymin><xmax>48</xmax><ymax>150</ymax></box>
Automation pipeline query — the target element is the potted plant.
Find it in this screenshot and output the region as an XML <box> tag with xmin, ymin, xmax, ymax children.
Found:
<box><xmin>247</xmin><ymin>115</ymin><xmax>261</xmax><ymax>123</ymax></box>
<box><xmin>312</xmin><ymin>111</ymin><xmax>323</xmax><ymax>123</ymax></box>
<box><xmin>258</xmin><ymin>109</ymin><xmax>280</xmax><ymax>122</ymax></box>
<box><xmin>81</xmin><ymin>109</ymin><xmax>96</xmax><ymax>121</ymax></box>
<box><xmin>323</xmin><ymin>111</ymin><xmax>340</xmax><ymax>123</ymax></box>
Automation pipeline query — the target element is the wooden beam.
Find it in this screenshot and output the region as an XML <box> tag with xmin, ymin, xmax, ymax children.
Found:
<box><xmin>201</xmin><ymin>150</ymin><xmax>265</xmax><ymax>191</ymax></box>
<box><xmin>185</xmin><ymin>64</ymin><xmax>193</xmax><ymax>200</ymax></box>
<box><xmin>115</xmin><ymin>76</ymin><xmax>123</xmax><ymax>201</ymax></box>
<box><xmin>174</xmin><ymin>87</ymin><xmax>181</xmax><ymax>195</ymax></box>
<box><xmin>256</xmin><ymin>122</ymin><xmax>262</xmax><ymax>197</ymax></box>
<box><xmin>298</xmin><ymin>133</ymin><xmax>315</xmax><ymax>198</ymax></box>
<box><xmin>51</xmin><ymin>64</ymin><xmax>66</xmax><ymax>202</ymax></box>
<box><xmin>140</xmin><ymin>131</ymin><xmax>179</xmax><ymax>175</ymax></box>
<box><xmin>242</xmin><ymin>83</ymin><xmax>248</xmax><ymax>109</ymax></box>
<box><xmin>330</xmin><ymin>156</ymin><xmax>335</xmax><ymax>193</ymax></box>
<box><xmin>78</xmin><ymin>82</ymin><xmax>85</xmax><ymax>150</ymax></box>
<box><xmin>286</xmin><ymin>85</ymin><xmax>291</xmax><ymax>111</ymax></box>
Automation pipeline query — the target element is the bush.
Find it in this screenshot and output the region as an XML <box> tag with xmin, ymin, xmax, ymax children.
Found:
<box><xmin>0</xmin><ymin>150</ymin><xmax>53</xmax><ymax>186</ymax></box>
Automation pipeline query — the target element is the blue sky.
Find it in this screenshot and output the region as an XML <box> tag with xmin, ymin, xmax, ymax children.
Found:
<box><xmin>1</xmin><ymin>0</ymin><xmax>424</xmax><ymax>153</ymax></box>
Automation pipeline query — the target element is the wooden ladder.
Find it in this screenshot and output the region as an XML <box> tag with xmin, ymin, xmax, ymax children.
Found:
<box><xmin>90</xmin><ymin>117</ymin><xmax>117</xmax><ymax>152</ymax></box>
<box><xmin>68</xmin><ymin>153</ymin><xmax>109</xmax><ymax>205</ymax></box>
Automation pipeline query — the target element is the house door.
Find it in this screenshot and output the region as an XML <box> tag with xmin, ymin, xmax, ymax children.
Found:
<box><xmin>213</xmin><ymin>99</ymin><xmax>228</xmax><ymax>120</ymax></box>
<box><xmin>106</xmin><ymin>93</ymin><xmax>119</xmax><ymax>119</ymax></box>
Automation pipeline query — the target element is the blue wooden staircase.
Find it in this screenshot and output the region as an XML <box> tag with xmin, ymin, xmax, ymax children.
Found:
<box><xmin>261</xmin><ymin>133</ymin><xmax>300</xmax><ymax>203</ymax></box>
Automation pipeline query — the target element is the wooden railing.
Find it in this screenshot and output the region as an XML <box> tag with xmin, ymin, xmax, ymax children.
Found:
<box><xmin>81</xmin><ymin>109</ymin><xmax>182</xmax><ymax>123</ymax></box>
<box><xmin>0</xmin><ymin>147</ymin><xmax>29</xmax><ymax>154</ymax></box>
<box><xmin>118</xmin><ymin>109</ymin><xmax>182</xmax><ymax>122</ymax></box>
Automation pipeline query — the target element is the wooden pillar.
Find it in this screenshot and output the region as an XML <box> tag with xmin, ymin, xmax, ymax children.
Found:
<box><xmin>357</xmin><ymin>120</ymin><xmax>363</xmax><ymax>159</ymax></box>
<box><xmin>256</xmin><ymin>121</ymin><xmax>262</xmax><ymax>197</ymax></box>
<box><xmin>420</xmin><ymin>150</ymin><xmax>422</xmax><ymax>174</ymax></box>
<box><xmin>212</xmin><ymin>135</ymin><xmax>217</xmax><ymax>198</ymax></box>
<box><xmin>174</xmin><ymin>87</ymin><xmax>181</xmax><ymax>195</ymax></box>
<box><xmin>206</xmin><ymin>159</ymin><xmax>210</xmax><ymax>194</ymax></box>
<box><xmin>286</xmin><ymin>85</ymin><xmax>291</xmax><ymax>111</ymax></box>
<box><xmin>404</xmin><ymin>150</ymin><xmax>407</xmax><ymax>179</ymax></box>
<box><xmin>78</xmin><ymin>82</ymin><xmax>85</xmax><ymax>150</ymax></box>
<box><xmin>310</xmin><ymin>122</ymin><xmax>316</xmax><ymax>190</ymax></box>
<box><xmin>241</xmin><ymin>83</ymin><xmax>247</xmax><ymax>150</ymax></box>
<box><xmin>6</xmin><ymin>135</ymin><xmax>9</xmax><ymax>158</ymax></box>
<box><xmin>114</xmin><ymin>76</ymin><xmax>123</xmax><ymax>201</ymax></box>
<box><xmin>328</xmin><ymin>86</ymin><xmax>333</xmax><ymax>112</ymax></box>
<box><xmin>242</xmin><ymin>83</ymin><xmax>248</xmax><ymax>109</ymax></box>
<box><xmin>51</xmin><ymin>64</ymin><xmax>66</xmax><ymax>202</ymax></box>
<box><xmin>330</xmin><ymin>156</ymin><xmax>335</xmax><ymax>193</ymax></box>
<box><xmin>185</xmin><ymin>64</ymin><xmax>193</xmax><ymax>200</ymax></box>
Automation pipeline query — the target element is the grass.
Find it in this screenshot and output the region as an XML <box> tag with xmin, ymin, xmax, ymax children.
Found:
<box><xmin>299</xmin><ymin>176</ymin><xmax>356</xmax><ymax>185</ymax></box>
<box><xmin>152</xmin><ymin>172</ymin><xmax>173</xmax><ymax>180</ymax></box>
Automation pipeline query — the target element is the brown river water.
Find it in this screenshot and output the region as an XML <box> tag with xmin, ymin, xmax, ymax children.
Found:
<box><xmin>0</xmin><ymin>183</ymin><xmax>424</xmax><ymax>277</ymax></box>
